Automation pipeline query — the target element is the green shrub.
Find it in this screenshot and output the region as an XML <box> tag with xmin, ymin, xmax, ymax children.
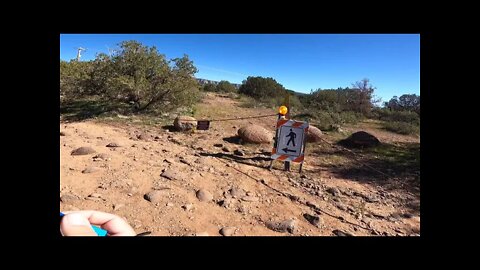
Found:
<box><xmin>374</xmin><ymin>108</ymin><xmax>420</xmax><ymax>125</ymax></box>
<box><xmin>216</xmin><ymin>81</ymin><xmax>237</xmax><ymax>93</ymax></box>
<box><xmin>304</xmin><ymin>110</ymin><xmax>363</xmax><ymax>131</ymax></box>
<box><xmin>202</xmin><ymin>83</ymin><xmax>217</xmax><ymax>92</ymax></box>
<box><xmin>314</xmin><ymin>111</ymin><xmax>336</xmax><ymax>130</ymax></box>
<box><xmin>384</xmin><ymin>121</ymin><xmax>419</xmax><ymax>135</ymax></box>
<box><xmin>61</xmin><ymin>40</ymin><xmax>200</xmax><ymax>114</ymax></box>
<box><xmin>289</xmin><ymin>95</ymin><xmax>303</xmax><ymax>111</ymax></box>
<box><xmin>339</xmin><ymin>111</ymin><xmax>363</xmax><ymax>124</ymax></box>
<box><xmin>60</xmin><ymin>60</ymin><xmax>94</xmax><ymax>101</ymax></box>
<box><xmin>239</xmin><ymin>76</ymin><xmax>286</xmax><ymax>99</ymax></box>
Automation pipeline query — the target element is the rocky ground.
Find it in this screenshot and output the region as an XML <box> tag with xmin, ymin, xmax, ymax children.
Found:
<box><xmin>60</xmin><ymin>93</ymin><xmax>420</xmax><ymax>236</ymax></box>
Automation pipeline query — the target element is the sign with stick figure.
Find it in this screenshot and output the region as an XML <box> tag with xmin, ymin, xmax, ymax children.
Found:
<box><xmin>286</xmin><ymin>128</ymin><xmax>297</xmax><ymax>147</ymax></box>
<box><xmin>271</xmin><ymin>119</ymin><xmax>309</xmax><ymax>162</ymax></box>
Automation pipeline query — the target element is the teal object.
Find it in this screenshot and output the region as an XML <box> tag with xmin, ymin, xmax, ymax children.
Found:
<box><xmin>60</xmin><ymin>212</ymin><xmax>108</xmax><ymax>236</ymax></box>
<box><xmin>91</xmin><ymin>225</ymin><xmax>108</xmax><ymax>236</ymax></box>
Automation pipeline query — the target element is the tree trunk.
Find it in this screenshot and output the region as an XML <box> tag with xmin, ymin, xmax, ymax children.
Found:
<box><xmin>136</xmin><ymin>89</ymin><xmax>172</xmax><ymax>112</ymax></box>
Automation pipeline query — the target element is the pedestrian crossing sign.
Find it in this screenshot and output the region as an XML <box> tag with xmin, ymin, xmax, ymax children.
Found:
<box><xmin>271</xmin><ymin>119</ymin><xmax>309</xmax><ymax>163</ymax></box>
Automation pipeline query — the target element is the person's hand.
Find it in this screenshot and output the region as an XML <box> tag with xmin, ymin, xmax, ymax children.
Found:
<box><xmin>60</xmin><ymin>210</ymin><xmax>136</xmax><ymax>236</ymax></box>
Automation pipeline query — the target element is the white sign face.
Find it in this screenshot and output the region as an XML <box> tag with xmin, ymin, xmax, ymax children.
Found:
<box><xmin>276</xmin><ymin>125</ymin><xmax>305</xmax><ymax>157</ymax></box>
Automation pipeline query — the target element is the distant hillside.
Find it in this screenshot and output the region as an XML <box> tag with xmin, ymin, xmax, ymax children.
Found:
<box><xmin>286</xmin><ymin>89</ymin><xmax>309</xmax><ymax>97</ymax></box>
<box><xmin>195</xmin><ymin>78</ymin><xmax>241</xmax><ymax>89</ymax></box>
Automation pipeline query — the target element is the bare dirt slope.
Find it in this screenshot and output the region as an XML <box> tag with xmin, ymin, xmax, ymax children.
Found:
<box><xmin>60</xmin><ymin>93</ymin><xmax>420</xmax><ymax>236</ymax></box>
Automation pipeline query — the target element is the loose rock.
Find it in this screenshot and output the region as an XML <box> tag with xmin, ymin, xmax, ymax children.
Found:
<box><xmin>60</xmin><ymin>194</ymin><xmax>79</xmax><ymax>204</ymax></box>
<box><xmin>219</xmin><ymin>198</ymin><xmax>235</xmax><ymax>209</ymax></box>
<box><xmin>303</xmin><ymin>213</ymin><xmax>322</xmax><ymax>227</ymax></box>
<box><xmin>265</xmin><ymin>219</ymin><xmax>296</xmax><ymax>233</ymax></box>
<box><xmin>233</xmin><ymin>149</ymin><xmax>245</xmax><ymax>156</ymax></box>
<box><xmin>92</xmin><ymin>153</ymin><xmax>111</xmax><ymax>161</ymax></box>
<box><xmin>82</xmin><ymin>167</ymin><xmax>100</xmax><ymax>174</ymax></box>
<box><xmin>326</xmin><ymin>187</ymin><xmax>340</xmax><ymax>196</ymax></box>
<box><xmin>71</xmin><ymin>147</ymin><xmax>96</xmax><ymax>156</ymax></box>
<box><xmin>220</xmin><ymin>227</ymin><xmax>236</xmax><ymax>236</ymax></box>
<box><xmin>106</xmin><ymin>142</ymin><xmax>121</xmax><ymax>147</ymax></box>
<box><xmin>160</xmin><ymin>169</ymin><xmax>177</xmax><ymax>180</ymax></box>
<box><xmin>241</xmin><ymin>196</ymin><xmax>259</xmax><ymax>202</ymax></box>
<box><xmin>230</xmin><ymin>187</ymin><xmax>246</xmax><ymax>198</ymax></box>
<box><xmin>182</xmin><ymin>204</ymin><xmax>194</xmax><ymax>211</ymax></box>
<box><xmin>144</xmin><ymin>190</ymin><xmax>169</xmax><ymax>203</ymax></box>
<box><xmin>137</xmin><ymin>134</ymin><xmax>150</xmax><ymax>141</ymax></box>
<box><xmin>333</xmin><ymin>230</ymin><xmax>354</xmax><ymax>236</ymax></box>
<box><xmin>196</xmin><ymin>189</ymin><xmax>213</xmax><ymax>202</ymax></box>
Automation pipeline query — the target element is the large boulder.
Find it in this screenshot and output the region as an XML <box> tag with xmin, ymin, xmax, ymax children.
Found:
<box><xmin>306</xmin><ymin>125</ymin><xmax>323</xmax><ymax>142</ymax></box>
<box><xmin>237</xmin><ymin>125</ymin><xmax>272</xmax><ymax>144</ymax></box>
<box><xmin>174</xmin><ymin>116</ymin><xmax>197</xmax><ymax>131</ymax></box>
<box><xmin>338</xmin><ymin>131</ymin><xmax>380</xmax><ymax>148</ymax></box>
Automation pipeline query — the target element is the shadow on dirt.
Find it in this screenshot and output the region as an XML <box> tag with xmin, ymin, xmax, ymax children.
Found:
<box><xmin>222</xmin><ymin>136</ymin><xmax>242</xmax><ymax>145</ymax></box>
<box><xmin>60</xmin><ymin>99</ymin><xmax>129</xmax><ymax>122</ymax></box>
<box><xmin>161</xmin><ymin>125</ymin><xmax>176</xmax><ymax>132</ymax></box>
<box><xmin>309</xmin><ymin>141</ymin><xmax>420</xmax><ymax>213</ymax></box>
<box><xmin>199</xmin><ymin>152</ymin><xmax>271</xmax><ymax>169</ymax></box>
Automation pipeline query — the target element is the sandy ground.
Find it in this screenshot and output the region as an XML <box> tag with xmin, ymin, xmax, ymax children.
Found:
<box><xmin>60</xmin><ymin>93</ymin><xmax>420</xmax><ymax>236</ymax></box>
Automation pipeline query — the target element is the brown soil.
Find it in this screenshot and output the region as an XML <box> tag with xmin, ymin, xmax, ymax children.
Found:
<box><xmin>60</xmin><ymin>93</ymin><xmax>420</xmax><ymax>236</ymax></box>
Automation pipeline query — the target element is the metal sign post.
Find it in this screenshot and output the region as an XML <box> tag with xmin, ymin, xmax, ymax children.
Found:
<box><xmin>299</xmin><ymin>121</ymin><xmax>308</xmax><ymax>173</ymax></box>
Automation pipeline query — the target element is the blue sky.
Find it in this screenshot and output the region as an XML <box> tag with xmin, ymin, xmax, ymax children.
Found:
<box><xmin>60</xmin><ymin>34</ymin><xmax>420</xmax><ymax>102</ymax></box>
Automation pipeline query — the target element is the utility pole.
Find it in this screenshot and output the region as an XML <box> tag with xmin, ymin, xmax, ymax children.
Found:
<box><xmin>76</xmin><ymin>47</ymin><xmax>86</xmax><ymax>61</ymax></box>
<box><xmin>105</xmin><ymin>45</ymin><xmax>117</xmax><ymax>57</ymax></box>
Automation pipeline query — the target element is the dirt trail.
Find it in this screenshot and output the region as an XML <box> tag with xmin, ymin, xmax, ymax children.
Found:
<box><xmin>60</xmin><ymin>93</ymin><xmax>420</xmax><ymax>236</ymax></box>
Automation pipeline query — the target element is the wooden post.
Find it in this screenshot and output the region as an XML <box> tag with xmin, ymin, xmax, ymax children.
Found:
<box><xmin>299</xmin><ymin>121</ymin><xmax>308</xmax><ymax>173</ymax></box>
<box><xmin>284</xmin><ymin>92</ymin><xmax>291</xmax><ymax>172</ymax></box>
<box><xmin>269</xmin><ymin>114</ymin><xmax>281</xmax><ymax>170</ymax></box>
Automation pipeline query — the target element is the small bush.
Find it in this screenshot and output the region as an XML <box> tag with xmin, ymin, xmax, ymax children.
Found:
<box><xmin>384</xmin><ymin>121</ymin><xmax>419</xmax><ymax>135</ymax></box>
<box><xmin>314</xmin><ymin>111</ymin><xmax>336</xmax><ymax>130</ymax></box>
<box><xmin>216</xmin><ymin>81</ymin><xmax>237</xmax><ymax>93</ymax></box>
<box><xmin>289</xmin><ymin>95</ymin><xmax>303</xmax><ymax>111</ymax></box>
<box><xmin>238</xmin><ymin>95</ymin><xmax>290</xmax><ymax>110</ymax></box>
<box><xmin>202</xmin><ymin>83</ymin><xmax>217</xmax><ymax>92</ymax></box>
<box><xmin>339</xmin><ymin>111</ymin><xmax>363</xmax><ymax>124</ymax></box>
<box><xmin>226</xmin><ymin>92</ymin><xmax>239</xmax><ymax>99</ymax></box>
<box><xmin>374</xmin><ymin>109</ymin><xmax>420</xmax><ymax>125</ymax></box>
<box><xmin>305</xmin><ymin>110</ymin><xmax>363</xmax><ymax>130</ymax></box>
<box><xmin>239</xmin><ymin>76</ymin><xmax>286</xmax><ymax>99</ymax></box>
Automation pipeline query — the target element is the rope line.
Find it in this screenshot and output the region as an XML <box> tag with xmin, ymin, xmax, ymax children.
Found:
<box><xmin>208</xmin><ymin>113</ymin><xmax>278</xmax><ymax>122</ymax></box>
<box><xmin>178</xmin><ymin>113</ymin><xmax>278</xmax><ymax>122</ymax></box>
